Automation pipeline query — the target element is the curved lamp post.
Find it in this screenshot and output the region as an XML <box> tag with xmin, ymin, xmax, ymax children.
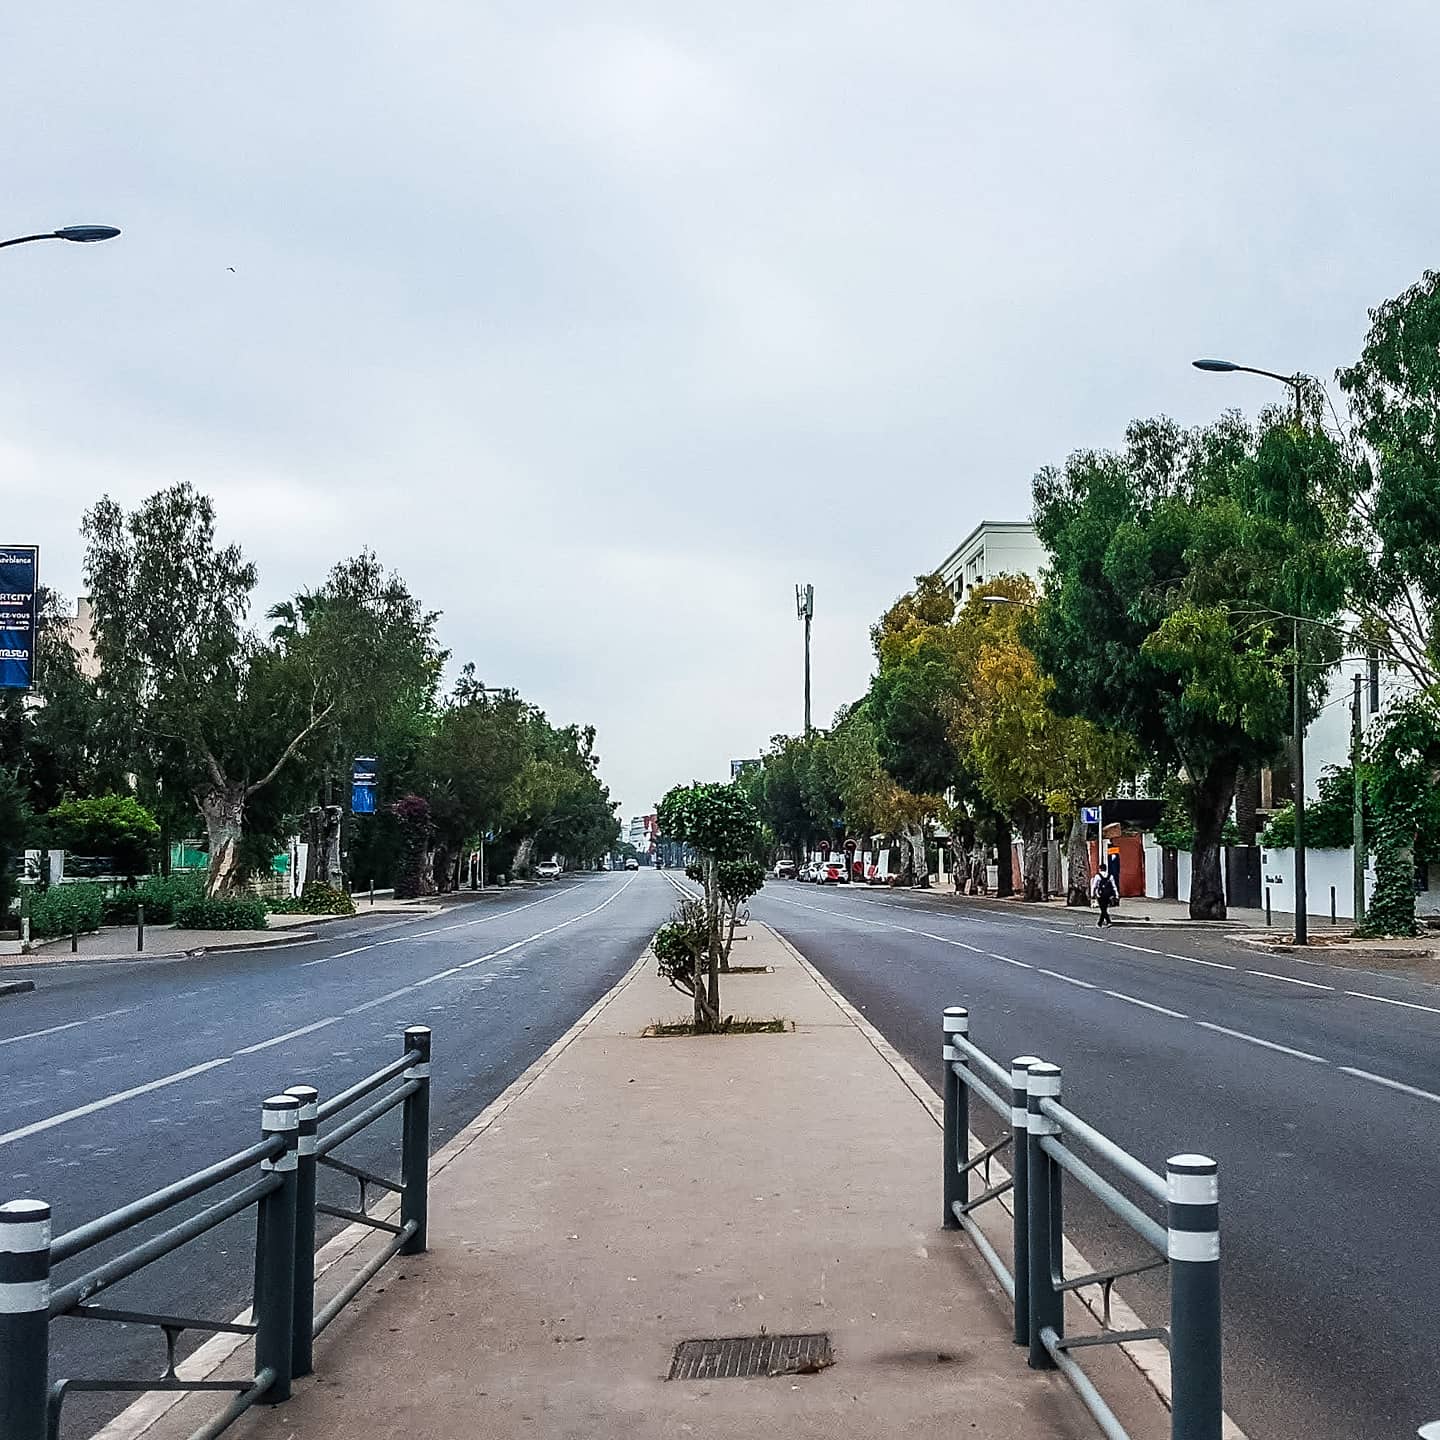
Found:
<box><xmin>1193</xmin><ymin>355</ymin><xmax>1311</xmax><ymax>942</ymax></box>
<box><xmin>0</xmin><ymin>225</ymin><xmax>121</xmax><ymax>252</ymax></box>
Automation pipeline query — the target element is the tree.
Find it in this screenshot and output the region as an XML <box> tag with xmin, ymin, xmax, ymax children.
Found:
<box><xmin>655</xmin><ymin>782</ymin><xmax>764</xmax><ymax>1031</ymax></box>
<box><xmin>0</xmin><ymin>770</ymin><xmax>31</xmax><ymax>926</ymax></box>
<box><xmin>41</xmin><ymin>795</ymin><xmax>160</xmax><ymax>878</ymax></box>
<box><xmin>1032</xmin><ymin>413</ymin><xmax>1355</xmax><ymax>918</ymax></box>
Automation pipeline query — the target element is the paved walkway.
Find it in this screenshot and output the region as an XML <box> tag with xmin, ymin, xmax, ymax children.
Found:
<box><xmin>120</xmin><ymin>923</ymin><xmax>1166</xmax><ymax>1440</ymax></box>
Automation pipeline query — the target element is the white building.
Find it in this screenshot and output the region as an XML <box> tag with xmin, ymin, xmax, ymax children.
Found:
<box><xmin>934</xmin><ymin>520</ymin><xmax>1047</xmax><ymax>602</ymax></box>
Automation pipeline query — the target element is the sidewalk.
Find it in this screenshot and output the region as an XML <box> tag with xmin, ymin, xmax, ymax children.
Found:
<box><xmin>0</xmin><ymin>899</ymin><xmax>440</xmax><ymax>966</ymax></box>
<box><xmin>117</xmin><ymin>923</ymin><xmax>1167</xmax><ymax>1440</ymax></box>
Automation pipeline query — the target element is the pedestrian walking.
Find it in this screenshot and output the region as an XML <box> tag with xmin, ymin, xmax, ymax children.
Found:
<box><xmin>1090</xmin><ymin>868</ymin><xmax>1116</xmax><ymax>927</ymax></box>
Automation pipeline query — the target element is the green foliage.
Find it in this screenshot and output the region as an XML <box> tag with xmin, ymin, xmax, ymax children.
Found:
<box><xmin>657</xmin><ymin>782</ymin><xmax>762</xmax><ymax>862</ymax></box>
<box><xmin>1355</xmin><ymin>694</ymin><xmax>1440</xmax><ymax>937</ymax></box>
<box><xmin>29</xmin><ymin>884</ymin><xmax>105</xmax><ymax>938</ymax></box>
<box><xmin>653</xmin><ymin>900</ymin><xmax>708</xmax><ymax>996</ymax></box>
<box><xmin>1154</xmin><ymin>782</ymin><xmax>1241</xmax><ymax>850</ymax></box>
<box><xmin>104</xmin><ymin>873</ymin><xmax>205</xmax><ymax>925</ymax></box>
<box><xmin>172</xmin><ymin>893</ymin><xmax>269</xmax><ymax>931</ymax></box>
<box><xmin>1262</xmin><ymin>767</ymin><xmax>1367</xmax><ymax>849</ymax></box>
<box><xmin>42</xmin><ymin>794</ymin><xmax>160</xmax><ymax>874</ymax></box>
<box><xmin>716</xmin><ymin>858</ymin><xmax>766</xmax><ymax>908</ymax></box>
<box><xmin>0</xmin><ymin>771</ymin><xmax>32</xmax><ymax>923</ymax></box>
<box><xmin>269</xmin><ymin>882</ymin><xmax>355</xmax><ymax>916</ymax></box>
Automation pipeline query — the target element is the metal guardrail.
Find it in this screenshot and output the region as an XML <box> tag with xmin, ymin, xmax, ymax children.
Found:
<box><xmin>0</xmin><ymin>1025</ymin><xmax>432</xmax><ymax>1440</ymax></box>
<box><xmin>942</xmin><ymin>1007</ymin><xmax>1221</xmax><ymax>1440</ymax></box>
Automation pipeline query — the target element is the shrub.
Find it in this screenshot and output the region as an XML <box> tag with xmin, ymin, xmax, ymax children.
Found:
<box><xmin>29</xmin><ymin>884</ymin><xmax>105</xmax><ymax>939</ymax></box>
<box><xmin>268</xmin><ymin>882</ymin><xmax>355</xmax><ymax>916</ymax></box>
<box><xmin>104</xmin><ymin>873</ymin><xmax>205</xmax><ymax>926</ymax></box>
<box><xmin>42</xmin><ymin>795</ymin><xmax>160</xmax><ymax>876</ymax></box>
<box><xmin>173</xmin><ymin>894</ymin><xmax>269</xmax><ymax>931</ymax></box>
<box><xmin>1262</xmin><ymin>766</ymin><xmax>1368</xmax><ymax>849</ymax></box>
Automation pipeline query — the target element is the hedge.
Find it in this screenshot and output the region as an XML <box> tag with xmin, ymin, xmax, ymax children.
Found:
<box><xmin>104</xmin><ymin>874</ymin><xmax>206</xmax><ymax>926</ymax></box>
<box><xmin>267</xmin><ymin>882</ymin><xmax>355</xmax><ymax>916</ymax></box>
<box><xmin>172</xmin><ymin>894</ymin><xmax>269</xmax><ymax>931</ymax></box>
<box><xmin>29</xmin><ymin>884</ymin><xmax>106</xmax><ymax>939</ymax></box>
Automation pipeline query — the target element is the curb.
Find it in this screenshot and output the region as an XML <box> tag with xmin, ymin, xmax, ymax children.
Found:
<box><xmin>90</xmin><ymin>943</ymin><xmax>655</xmax><ymax>1440</ymax></box>
<box><xmin>765</xmin><ymin>922</ymin><xmax>1250</xmax><ymax>1440</ymax></box>
<box><xmin>0</xmin><ymin>979</ymin><xmax>35</xmax><ymax>999</ymax></box>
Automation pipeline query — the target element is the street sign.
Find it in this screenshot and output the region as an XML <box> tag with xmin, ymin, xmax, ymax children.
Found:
<box><xmin>0</xmin><ymin>544</ymin><xmax>39</xmax><ymax>690</ymax></box>
<box><xmin>351</xmin><ymin>756</ymin><xmax>378</xmax><ymax>814</ymax></box>
<box><xmin>1081</xmin><ymin>805</ymin><xmax>1100</xmax><ymax>826</ymax></box>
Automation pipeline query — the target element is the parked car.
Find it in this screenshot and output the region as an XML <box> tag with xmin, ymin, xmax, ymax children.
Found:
<box><xmin>536</xmin><ymin>860</ymin><xmax>562</xmax><ymax>879</ymax></box>
<box><xmin>624</xmin><ymin>856</ymin><xmax>640</xmax><ymax>870</ymax></box>
<box><xmin>774</xmin><ymin>859</ymin><xmax>797</xmax><ymax>879</ymax></box>
<box><xmin>818</xmin><ymin>860</ymin><xmax>846</xmax><ymax>884</ymax></box>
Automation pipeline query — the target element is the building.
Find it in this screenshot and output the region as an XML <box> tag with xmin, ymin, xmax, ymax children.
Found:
<box><xmin>934</xmin><ymin>520</ymin><xmax>1047</xmax><ymax>602</ymax></box>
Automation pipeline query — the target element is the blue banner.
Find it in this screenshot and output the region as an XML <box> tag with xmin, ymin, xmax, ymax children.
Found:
<box><xmin>351</xmin><ymin>755</ymin><xmax>378</xmax><ymax>815</ymax></box>
<box><xmin>0</xmin><ymin>545</ymin><xmax>39</xmax><ymax>691</ymax></box>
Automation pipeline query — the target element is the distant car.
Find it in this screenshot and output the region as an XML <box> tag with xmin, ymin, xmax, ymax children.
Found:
<box><xmin>536</xmin><ymin>860</ymin><xmax>562</xmax><ymax>879</ymax></box>
<box><xmin>818</xmin><ymin>860</ymin><xmax>846</xmax><ymax>884</ymax></box>
<box><xmin>624</xmin><ymin>857</ymin><xmax>640</xmax><ymax>870</ymax></box>
<box><xmin>774</xmin><ymin>859</ymin><xmax>797</xmax><ymax>879</ymax></box>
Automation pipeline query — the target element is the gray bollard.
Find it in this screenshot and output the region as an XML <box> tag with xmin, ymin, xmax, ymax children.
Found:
<box><xmin>0</xmin><ymin>1198</ymin><xmax>51</xmax><ymax>1440</ymax></box>
<box><xmin>71</xmin><ymin>920</ymin><xmax>78</xmax><ymax>954</ymax></box>
<box><xmin>401</xmin><ymin>1027</ymin><xmax>432</xmax><ymax>1255</ymax></box>
<box><xmin>136</xmin><ymin>903</ymin><xmax>145</xmax><ymax>953</ymax></box>
<box><xmin>1167</xmin><ymin>1155</ymin><xmax>1221</xmax><ymax>1440</ymax></box>
<box><xmin>1025</xmin><ymin>1061</ymin><xmax>1063</xmax><ymax>1369</ymax></box>
<box><xmin>1264</xmin><ymin>887</ymin><xmax>1271</xmax><ymax>927</ymax></box>
<box><xmin>254</xmin><ymin>1095</ymin><xmax>299</xmax><ymax>1403</ymax></box>
<box><xmin>284</xmin><ymin>1085</ymin><xmax>320</xmax><ymax>1378</ymax></box>
<box><xmin>369</xmin><ymin>879</ymin><xmax>375</xmax><ymax>908</ymax></box>
<box><xmin>1010</xmin><ymin>1056</ymin><xmax>1041</xmax><ymax>1346</ymax></box>
<box><xmin>942</xmin><ymin>1008</ymin><xmax>969</xmax><ymax>1229</ymax></box>
<box><xmin>1331</xmin><ymin>885</ymin><xmax>1337</xmax><ymax>925</ymax></box>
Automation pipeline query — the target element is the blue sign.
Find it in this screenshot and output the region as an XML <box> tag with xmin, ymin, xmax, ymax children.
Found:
<box><xmin>1081</xmin><ymin>805</ymin><xmax>1101</xmax><ymax>826</ymax></box>
<box><xmin>0</xmin><ymin>545</ymin><xmax>39</xmax><ymax>691</ymax></box>
<box><xmin>351</xmin><ymin>756</ymin><xmax>378</xmax><ymax>814</ymax></box>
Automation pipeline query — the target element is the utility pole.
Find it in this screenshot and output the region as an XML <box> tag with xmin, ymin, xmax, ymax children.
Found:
<box><xmin>1352</xmin><ymin>673</ymin><xmax>1365</xmax><ymax>924</ymax></box>
<box><xmin>796</xmin><ymin>583</ymin><xmax>814</xmax><ymax>737</ymax></box>
<box><xmin>1293</xmin><ymin>615</ymin><xmax>1308</xmax><ymax>944</ymax></box>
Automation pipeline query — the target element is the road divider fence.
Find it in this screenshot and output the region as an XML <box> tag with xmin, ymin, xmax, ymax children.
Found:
<box><xmin>942</xmin><ymin>1006</ymin><xmax>1221</xmax><ymax>1440</ymax></box>
<box><xmin>0</xmin><ymin>1025</ymin><xmax>432</xmax><ymax>1440</ymax></box>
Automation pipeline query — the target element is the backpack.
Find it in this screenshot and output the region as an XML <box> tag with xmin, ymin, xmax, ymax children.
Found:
<box><xmin>1096</xmin><ymin>873</ymin><xmax>1116</xmax><ymax>903</ymax></box>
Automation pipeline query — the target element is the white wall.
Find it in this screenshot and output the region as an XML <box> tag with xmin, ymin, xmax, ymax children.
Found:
<box><xmin>1261</xmin><ymin>847</ymin><xmax>1372</xmax><ymax>921</ymax></box>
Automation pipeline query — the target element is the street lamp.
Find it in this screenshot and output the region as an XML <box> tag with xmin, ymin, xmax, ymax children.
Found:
<box><xmin>0</xmin><ymin>224</ymin><xmax>121</xmax><ymax>251</ymax></box>
<box><xmin>1193</xmin><ymin>356</ymin><xmax>1312</xmax><ymax>942</ymax></box>
<box><xmin>796</xmin><ymin>583</ymin><xmax>814</xmax><ymax>737</ymax></box>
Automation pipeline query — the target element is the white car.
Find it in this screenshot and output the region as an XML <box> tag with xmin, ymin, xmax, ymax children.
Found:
<box><xmin>536</xmin><ymin>860</ymin><xmax>562</xmax><ymax>879</ymax></box>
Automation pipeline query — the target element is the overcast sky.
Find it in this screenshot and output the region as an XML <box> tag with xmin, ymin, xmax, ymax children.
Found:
<box><xmin>2</xmin><ymin>3</ymin><xmax>1435</xmax><ymax>822</ymax></box>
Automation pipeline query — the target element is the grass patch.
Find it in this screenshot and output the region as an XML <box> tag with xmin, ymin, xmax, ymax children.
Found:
<box><xmin>721</xmin><ymin>965</ymin><xmax>773</xmax><ymax>975</ymax></box>
<box><xmin>645</xmin><ymin>1016</ymin><xmax>792</xmax><ymax>1037</ymax></box>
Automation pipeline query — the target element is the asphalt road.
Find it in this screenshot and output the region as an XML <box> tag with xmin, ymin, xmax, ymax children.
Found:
<box><xmin>0</xmin><ymin>871</ymin><xmax>669</xmax><ymax>1439</ymax></box>
<box><xmin>748</xmin><ymin>879</ymin><xmax>1440</xmax><ymax>1440</ymax></box>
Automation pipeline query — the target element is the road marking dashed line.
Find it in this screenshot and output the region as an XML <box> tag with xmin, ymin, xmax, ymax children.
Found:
<box><xmin>1343</xmin><ymin>990</ymin><xmax>1440</xmax><ymax>1016</ymax></box>
<box><xmin>1104</xmin><ymin>990</ymin><xmax>1187</xmax><ymax>1018</ymax></box>
<box><xmin>1246</xmin><ymin>970</ymin><xmax>1333</xmax><ymax>990</ymax></box>
<box><xmin>1196</xmin><ymin>1023</ymin><xmax>1327</xmax><ymax>1063</ymax></box>
<box><xmin>1040</xmin><ymin>969</ymin><xmax>1096</xmax><ymax>989</ymax></box>
<box><xmin>1340</xmin><ymin>1066</ymin><xmax>1440</xmax><ymax>1104</ymax></box>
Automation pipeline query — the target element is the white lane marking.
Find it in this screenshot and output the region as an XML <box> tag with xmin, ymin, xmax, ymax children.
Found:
<box><xmin>1173</xmin><ymin>955</ymin><xmax>1234</xmax><ymax>969</ymax></box>
<box><xmin>1196</xmin><ymin>1022</ymin><xmax>1327</xmax><ymax>1063</ymax></box>
<box><xmin>1246</xmin><ymin>970</ymin><xmax>1333</xmax><ymax>991</ymax></box>
<box><xmin>1340</xmin><ymin>1066</ymin><xmax>1440</xmax><ymax>1104</ymax></box>
<box><xmin>1104</xmin><ymin>991</ymin><xmax>1187</xmax><ymax>1019</ymax></box>
<box><xmin>1</xmin><ymin>878</ymin><xmax>639</xmax><ymax>1144</ymax></box>
<box><xmin>1039</xmin><ymin>969</ymin><xmax>1096</xmax><ymax>989</ymax></box>
<box><xmin>234</xmin><ymin>1016</ymin><xmax>346</xmax><ymax>1055</ymax></box>
<box><xmin>0</xmin><ymin>1006</ymin><xmax>138</xmax><ymax>1049</ymax></box>
<box><xmin>0</xmin><ymin>1059</ymin><xmax>231</xmax><ymax>1148</ymax></box>
<box><xmin>301</xmin><ymin>945</ymin><xmax>375</xmax><ymax>968</ymax></box>
<box><xmin>1343</xmin><ymin>990</ymin><xmax>1440</xmax><ymax>1017</ymax></box>
<box><xmin>918</xmin><ymin>931</ymin><xmax>986</xmax><ymax>954</ymax></box>
<box><xmin>0</xmin><ymin>1019</ymin><xmax>90</xmax><ymax>1047</ymax></box>
<box><xmin>1100</xmin><ymin>940</ymin><xmax>1169</xmax><ymax>956</ymax></box>
<box><xmin>990</xmin><ymin>954</ymin><xmax>1033</xmax><ymax>969</ymax></box>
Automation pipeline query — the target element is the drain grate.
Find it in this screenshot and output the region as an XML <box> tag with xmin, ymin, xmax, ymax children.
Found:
<box><xmin>668</xmin><ymin>1332</ymin><xmax>833</xmax><ymax>1380</ymax></box>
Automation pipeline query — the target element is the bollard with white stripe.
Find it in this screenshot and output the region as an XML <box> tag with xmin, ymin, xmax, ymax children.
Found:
<box><xmin>1025</xmin><ymin>1061</ymin><xmax>1064</xmax><ymax>1370</ymax></box>
<box><xmin>285</xmin><ymin>1084</ymin><xmax>320</xmax><ymax>1379</ymax></box>
<box><xmin>0</xmin><ymin>1199</ymin><xmax>50</xmax><ymax>1440</ymax></box>
<box><xmin>1010</xmin><ymin>1056</ymin><xmax>1040</xmax><ymax>1347</ymax></box>
<box><xmin>1167</xmin><ymin>1154</ymin><xmax>1221</xmax><ymax>1440</ymax></box>
<box><xmin>942</xmin><ymin>1008</ymin><xmax>969</xmax><ymax>1229</ymax></box>
<box><xmin>401</xmin><ymin>1027</ymin><xmax>432</xmax><ymax>1255</ymax></box>
<box><xmin>254</xmin><ymin>1095</ymin><xmax>299</xmax><ymax>1404</ymax></box>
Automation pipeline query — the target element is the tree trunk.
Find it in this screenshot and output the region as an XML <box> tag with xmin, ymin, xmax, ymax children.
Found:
<box><xmin>721</xmin><ymin>899</ymin><xmax>737</xmax><ymax>970</ymax></box>
<box><xmin>1019</xmin><ymin>814</ymin><xmax>1046</xmax><ymax>901</ymax></box>
<box><xmin>901</xmin><ymin>823</ymin><xmax>928</xmax><ymax>887</ymax></box>
<box><xmin>1188</xmin><ymin>760</ymin><xmax>1238</xmax><ymax>920</ymax></box>
<box><xmin>994</xmin><ymin>814</ymin><xmax>1013</xmax><ymax>896</ymax></box>
<box><xmin>197</xmin><ymin>783</ymin><xmax>247</xmax><ymax>897</ymax></box>
<box><xmin>702</xmin><ymin>857</ymin><xmax>722</xmax><ymax>1029</ymax></box>
<box><xmin>1233</xmin><ymin>767</ymin><xmax>1261</xmax><ymax>846</ymax></box>
<box><xmin>1065</xmin><ymin>811</ymin><xmax>1091</xmax><ymax>907</ymax></box>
